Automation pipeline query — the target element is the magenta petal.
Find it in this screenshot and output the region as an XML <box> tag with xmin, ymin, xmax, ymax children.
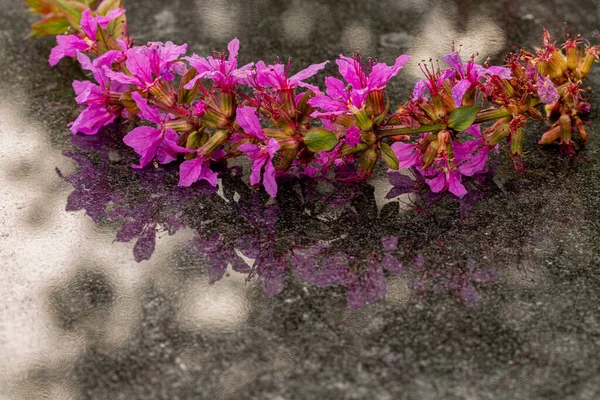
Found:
<box><xmin>537</xmin><ymin>75</ymin><xmax>559</xmax><ymax>104</ymax></box>
<box><xmin>452</xmin><ymin>79</ymin><xmax>472</xmax><ymax>107</ymax></box>
<box><xmin>70</xmin><ymin>104</ymin><xmax>115</xmax><ymax>135</ymax></box>
<box><xmin>308</xmin><ymin>96</ymin><xmax>345</xmax><ymax>111</ymax></box>
<box><xmin>96</xmin><ymin>8</ymin><xmax>126</xmax><ymax>29</ymax></box>
<box><xmin>289</xmin><ymin>61</ymin><xmax>328</xmax><ymax>84</ymax></box>
<box><xmin>236</xmin><ymin>107</ymin><xmax>266</xmax><ymax>140</ymax></box>
<box><xmin>336</xmin><ymin>55</ymin><xmax>365</xmax><ymax>88</ymax></box>
<box><xmin>249</xmin><ymin>156</ymin><xmax>267</xmax><ymax>186</ymax></box>
<box><xmin>79</xmin><ymin>9</ymin><xmax>97</xmax><ymax>38</ymax></box>
<box><xmin>412</xmin><ymin>80</ymin><xmax>428</xmax><ymax>100</ymax></box>
<box><xmin>486</xmin><ymin>66</ymin><xmax>511</xmax><ymax>80</ymax></box>
<box><xmin>425</xmin><ymin>173</ymin><xmax>445</xmax><ymax>193</ymax></box>
<box><xmin>103</xmin><ymin>66</ymin><xmax>140</xmax><ymax>86</ymax></box>
<box><xmin>263</xmin><ymin>160</ymin><xmax>278</xmax><ymax>197</ymax></box>
<box><xmin>368</xmin><ymin>55</ymin><xmax>410</xmax><ymax>89</ymax></box>
<box><xmin>345</xmin><ymin>126</ymin><xmax>361</xmax><ymax>147</ymax></box>
<box><xmin>266</xmin><ymin>138</ymin><xmax>280</xmax><ymax>158</ymax></box>
<box><xmin>238</xmin><ymin>142</ymin><xmax>260</xmax><ymax>158</ymax></box>
<box><xmin>123</xmin><ymin>125</ymin><xmax>162</xmax><ymax>164</ymax></box>
<box><xmin>448</xmin><ymin>171</ymin><xmax>467</xmax><ymax>198</ymax></box>
<box><xmin>464</xmin><ymin>124</ymin><xmax>481</xmax><ymax>137</ymax></box>
<box><xmin>324</xmin><ymin>76</ymin><xmax>346</xmax><ymax>100</ymax></box>
<box><xmin>49</xmin><ymin>35</ymin><xmax>88</xmax><ymax>66</ymax></box>
<box><xmin>227</xmin><ymin>38</ymin><xmax>240</xmax><ymax>64</ymax></box>
<box><xmin>391</xmin><ymin>142</ymin><xmax>418</xmax><ymax>168</ymax></box>
<box><xmin>131</xmin><ymin>91</ymin><xmax>162</xmax><ymax>124</ymax></box>
<box><xmin>381</xmin><ymin>236</ymin><xmax>398</xmax><ymax>252</ymax></box>
<box><xmin>179</xmin><ymin>157</ymin><xmax>218</xmax><ymax>187</ymax></box>
<box><xmin>442</xmin><ymin>51</ymin><xmax>464</xmax><ymax>75</ymax></box>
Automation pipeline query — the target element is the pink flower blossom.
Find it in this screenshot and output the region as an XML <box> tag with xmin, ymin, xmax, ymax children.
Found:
<box><xmin>308</xmin><ymin>54</ymin><xmax>410</xmax><ymax>117</ymax></box>
<box><xmin>184</xmin><ymin>38</ymin><xmax>253</xmax><ymax>92</ymax></box>
<box><xmin>104</xmin><ymin>41</ymin><xmax>187</xmax><ymax>89</ymax></box>
<box><xmin>70</xmin><ymin>51</ymin><xmax>128</xmax><ymax>135</ymax></box>
<box><xmin>122</xmin><ymin>92</ymin><xmax>185</xmax><ymax>168</ymax></box>
<box><xmin>49</xmin><ymin>8</ymin><xmax>125</xmax><ymax>66</ymax></box>
<box><xmin>238</xmin><ymin>139</ymin><xmax>281</xmax><ymax>197</ymax></box>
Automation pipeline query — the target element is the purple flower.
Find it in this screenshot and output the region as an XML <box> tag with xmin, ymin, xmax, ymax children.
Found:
<box><xmin>70</xmin><ymin>51</ymin><xmax>128</xmax><ymax>135</ymax></box>
<box><xmin>235</xmin><ymin>106</ymin><xmax>267</xmax><ymax>140</ymax></box>
<box><xmin>178</xmin><ymin>156</ymin><xmax>218</xmax><ymax>187</ymax></box>
<box><xmin>308</xmin><ymin>54</ymin><xmax>410</xmax><ymax>117</ymax></box>
<box><xmin>390</xmin><ymin>141</ymin><xmax>420</xmax><ymax>169</ymax></box>
<box><xmin>537</xmin><ymin>75</ymin><xmax>560</xmax><ymax>104</ymax></box>
<box><xmin>104</xmin><ymin>41</ymin><xmax>187</xmax><ymax>89</ymax></box>
<box><xmin>122</xmin><ymin>92</ymin><xmax>187</xmax><ymax>168</ymax></box>
<box><xmin>49</xmin><ymin>8</ymin><xmax>126</xmax><ymax>66</ymax></box>
<box><xmin>184</xmin><ymin>38</ymin><xmax>253</xmax><ymax>92</ymax></box>
<box><xmin>255</xmin><ymin>60</ymin><xmax>328</xmax><ymax>92</ymax></box>
<box><xmin>442</xmin><ymin>51</ymin><xmax>511</xmax><ymax>107</ymax></box>
<box><xmin>238</xmin><ymin>139</ymin><xmax>281</xmax><ymax>197</ymax></box>
<box><xmin>453</xmin><ymin>125</ymin><xmax>490</xmax><ymax>176</ymax></box>
<box><xmin>412</xmin><ymin>69</ymin><xmax>455</xmax><ymax>101</ymax></box>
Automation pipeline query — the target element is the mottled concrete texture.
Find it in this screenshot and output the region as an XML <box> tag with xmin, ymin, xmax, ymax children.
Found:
<box><xmin>2</xmin><ymin>0</ymin><xmax>600</xmax><ymax>399</ymax></box>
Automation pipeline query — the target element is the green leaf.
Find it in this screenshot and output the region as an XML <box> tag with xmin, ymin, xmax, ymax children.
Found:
<box><xmin>27</xmin><ymin>16</ymin><xmax>71</xmax><ymax>38</ymax></box>
<box><xmin>447</xmin><ymin>106</ymin><xmax>480</xmax><ymax>132</ymax></box>
<box><xmin>304</xmin><ymin>128</ymin><xmax>338</xmax><ymax>152</ymax></box>
<box><xmin>380</xmin><ymin>142</ymin><xmax>399</xmax><ymax>170</ymax></box>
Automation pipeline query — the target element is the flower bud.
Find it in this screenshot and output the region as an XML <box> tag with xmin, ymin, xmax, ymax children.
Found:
<box><xmin>366</xmin><ymin>89</ymin><xmax>386</xmax><ymax>118</ymax></box>
<box><xmin>566</xmin><ymin>46</ymin><xmax>578</xmax><ymax>71</ymax></box>
<box><xmin>538</xmin><ymin>125</ymin><xmax>560</xmax><ymax>145</ymax></box>
<box><xmin>164</xmin><ymin>118</ymin><xmax>195</xmax><ymax>133</ymax></box>
<box><xmin>199</xmin><ymin>129</ymin><xmax>230</xmax><ymax>156</ymax></box>
<box><xmin>149</xmin><ymin>80</ymin><xmax>176</xmax><ymax>108</ymax></box>
<box><xmin>202</xmin><ymin>109</ymin><xmax>230</xmax><ymax>129</ymax></box>
<box><xmin>278</xmin><ymin>148</ymin><xmax>300</xmax><ymax>170</ymax></box>
<box><xmin>437</xmin><ymin>129</ymin><xmax>451</xmax><ymax>156</ymax></box>
<box><xmin>484</xmin><ymin>117</ymin><xmax>511</xmax><ymax>146</ymax></box>
<box><xmin>278</xmin><ymin>88</ymin><xmax>297</xmax><ymax>119</ymax></box>
<box><xmin>510</xmin><ymin>127</ymin><xmax>525</xmax><ymax>157</ymax></box>
<box><xmin>548</xmin><ymin>50</ymin><xmax>567</xmax><ymax>80</ymax></box>
<box><xmin>421</xmin><ymin>140</ymin><xmax>439</xmax><ymax>168</ymax></box>
<box><xmin>574</xmin><ymin>117</ymin><xmax>587</xmax><ymax>144</ymax></box>
<box><xmin>536</xmin><ymin>60</ymin><xmax>548</xmax><ymax>76</ymax></box>
<box><xmin>577</xmin><ymin>47</ymin><xmax>598</xmax><ymax>78</ymax></box>
<box><xmin>355</xmin><ymin>109</ymin><xmax>374</xmax><ymax>131</ymax></box>
<box><xmin>559</xmin><ymin>113</ymin><xmax>572</xmax><ymax>145</ymax></box>
<box><xmin>432</xmin><ymin>94</ymin><xmax>446</xmax><ymax>119</ymax></box>
<box><xmin>360</xmin><ymin>146</ymin><xmax>379</xmax><ymax>176</ymax></box>
<box><xmin>275</xmin><ymin>136</ymin><xmax>301</xmax><ymax>151</ymax></box>
<box><xmin>219</xmin><ymin>91</ymin><xmax>236</xmax><ymax>118</ymax></box>
<box><xmin>417</xmin><ymin>102</ymin><xmax>435</xmax><ymax>121</ymax></box>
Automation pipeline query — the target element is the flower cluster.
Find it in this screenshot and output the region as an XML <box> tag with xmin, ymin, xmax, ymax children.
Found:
<box><xmin>28</xmin><ymin>0</ymin><xmax>598</xmax><ymax>199</ymax></box>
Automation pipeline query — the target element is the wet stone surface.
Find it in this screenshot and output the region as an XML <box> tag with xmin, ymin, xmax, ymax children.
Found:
<box><xmin>2</xmin><ymin>0</ymin><xmax>600</xmax><ymax>399</ymax></box>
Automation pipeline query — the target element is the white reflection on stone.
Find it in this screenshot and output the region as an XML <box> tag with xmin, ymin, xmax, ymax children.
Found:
<box><xmin>153</xmin><ymin>8</ymin><xmax>177</xmax><ymax>36</ymax></box>
<box><xmin>406</xmin><ymin>8</ymin><xmax>506</xmax><ymax>79</ymax></box>
<box><xmin>281</xmin><ymin>3</ymin><xmax>314</xmax><ymax>44</ymax></box>
<box><xmin>341</xmin><ymin>23</ymin><xmax>376</xmax><ymax>56</ymax></box>
<box><xmin>195</xmin><ymin>0</ymin><xmax>238</xmax><ymax>41</ymax></box>
<box><xmin>177</xmin><ymin>268</ymin><xmax>250</xmax><ymax>333</ymax></box>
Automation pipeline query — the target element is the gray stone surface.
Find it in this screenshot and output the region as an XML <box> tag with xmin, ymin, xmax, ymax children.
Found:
<box><xmin>2</xmin><ymin>0</ymin><xmax>600</xmax><ymax>399</ymax></box>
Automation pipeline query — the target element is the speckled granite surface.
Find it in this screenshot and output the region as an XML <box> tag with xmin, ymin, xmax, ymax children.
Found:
<box><xmin>2</xmin><ymin>0</ymin><xmax>600</xmax><ymax>399</ymax></box>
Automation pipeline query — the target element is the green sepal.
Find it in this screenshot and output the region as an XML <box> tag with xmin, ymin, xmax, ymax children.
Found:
<box><xmin>380</xmin><ymin>142</ymin><xmax>399</xmax><ymax>170</ymax></box>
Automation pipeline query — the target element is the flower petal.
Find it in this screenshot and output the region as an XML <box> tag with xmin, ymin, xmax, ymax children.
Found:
<box><xmin>236</xmin><ymin>107</ymin><xmax>266</xmax><ymax>140</ymax></box>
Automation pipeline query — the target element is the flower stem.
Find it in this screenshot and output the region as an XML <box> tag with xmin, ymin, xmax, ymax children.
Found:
<box><xmin>375</xmin><ymin>107</ymin><xmax>513</xmax><ymax>138</ymax></box>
